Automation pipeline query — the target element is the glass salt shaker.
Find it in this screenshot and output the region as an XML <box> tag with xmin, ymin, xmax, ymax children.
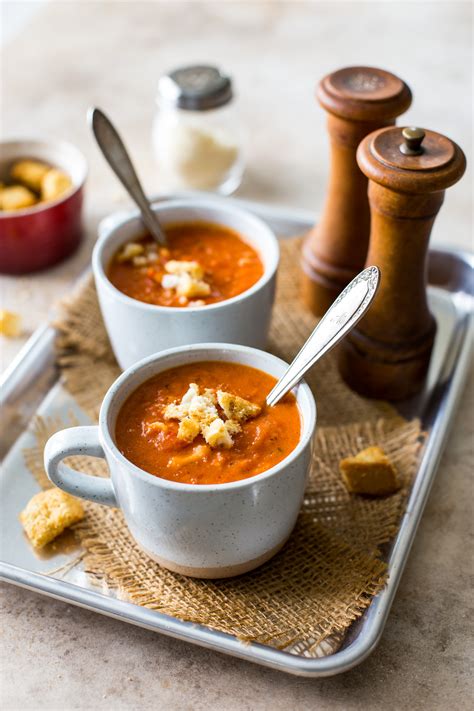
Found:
<box><xmin>152</xmin><ymin>65</ymin><xmax>244</xmax><ymax>195</ymax></box>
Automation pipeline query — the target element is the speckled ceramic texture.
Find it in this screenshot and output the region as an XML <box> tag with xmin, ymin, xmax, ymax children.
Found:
<box><xmin>44</xmin><ymin>344</ymin><xmax>317</xmax><ymax>578</ymax></box>
<box><xmin>92</xmin><ymin>199</ymin><xmax>280</xmax><ymax>370</ymax></box>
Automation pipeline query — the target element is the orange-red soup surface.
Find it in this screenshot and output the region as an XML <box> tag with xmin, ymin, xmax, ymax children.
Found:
<box><xmin>115</xmin><ymin>362</ymin><xmax>301</xmax><ymax>485</ymax></box>
<box><xmin>107</xmin><ymin>222</ymin><xmax>264</xmax><ymax>307</ymax></box>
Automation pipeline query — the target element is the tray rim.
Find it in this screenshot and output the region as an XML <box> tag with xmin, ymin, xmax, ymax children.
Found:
<box><xmin>1</xmin><ymin>195</ymin><xmax>473</xmax><ymax>677</ymax></box>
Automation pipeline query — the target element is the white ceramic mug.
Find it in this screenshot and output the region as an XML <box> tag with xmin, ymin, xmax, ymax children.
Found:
<box><xmin>44</xmin><ymin>344</ymin><xmax>317</xmax><ymax>579</ymax></box>
<box><xmin>92</xmin><ymin>198</ymin><xmax>279</xmax><ymax>370</ymax></box>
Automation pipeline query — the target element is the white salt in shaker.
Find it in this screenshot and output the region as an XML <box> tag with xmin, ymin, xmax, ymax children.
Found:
<box><xmin>153</xmin><ymin>65</ymin><xmax>244</xmax><ymax>195</ymax></box>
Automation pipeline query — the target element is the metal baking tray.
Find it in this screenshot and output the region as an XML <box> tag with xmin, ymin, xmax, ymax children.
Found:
<box><xmin>1</xmin><ymin>195</ymin><xmax>472</xmax><ymax>677</ymax></box>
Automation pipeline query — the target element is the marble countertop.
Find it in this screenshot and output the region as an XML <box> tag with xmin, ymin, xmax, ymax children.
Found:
<box><xmin>1</xmin><ymin>2</ymin><xmax>472</xmax><ymax>709</ymax></box>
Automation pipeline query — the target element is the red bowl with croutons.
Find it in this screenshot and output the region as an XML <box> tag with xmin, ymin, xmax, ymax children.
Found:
<box><xmin>0</xmin><ymin>139</ymin><xmax>87</xmax><ymax>274</ymax></box>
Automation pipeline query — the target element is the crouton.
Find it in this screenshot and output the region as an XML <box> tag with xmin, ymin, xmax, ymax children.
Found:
<box><xmin>20</xmin><ymin>488</ymin><xmax>85</xmax><ymax>548</ymax></box>
<box><xmin>177</xmin><ymin>272</ymin><xmax>211</xmax><ymax>299</ymax></box>
<box><xmin>132</xmin><ymin>255</ymin><xmax>148</xmax><ymax>267</ymax></box>
<box><xmin>164</xmin><ymin>260</ymin><xmax>204</xmax><ymax>280</ymax></box>
<box><xmin>165</xmin><ymin>384</ymin><xmax>248</xmax><ymax>448</ymax></box>
<box><xmin>225</xmin><ymin>419</ymin><xmax>242</xmax><ymax>436</ymax></box>
<box><xmin>217</xmin><ymin>390</ymin><xmax>261</xmax><ymax>422</ymax></box>
<box><xmin>0</xmin><ymin>310</ymin><xmax>22</xmax><ymax>338</ymax></box>
<box><xmin>339</xmin><ymin>446</ymin><xmax>400</xmax><ymax>496</ymax></box>
<box><xmin>178</xmin><ymin>417</ymin><xmax>201</xmax><ymax>442</ymax></box>
<box><xmin>116</xmin><ymin>242</ymin><xmax>145</xmax><ymax>263</ymax></box>
<box><xmin>202</xmin><ymin>418</ymin><xmax>234</xmax><ymax>449</ymax></box>
<box><xmin>165</xmin><ymin>383</ymin><xmax>217</xmax><ymax>428</ymax></box>
<box><xmin>10</xmin><ymin>159</ymin><xmax>49</xmax><ymax>192</ymax></box>
<box><xmin>0</xmin><ymin>185</ymin><xmax>37</xmax><ymax>211</ymax></box>
<box><xmin>41</xmin><ymin>168</ymin><xmax>72</xmax><ymax>201</ymax></box>
<box><xmin>162</xmin><ymin>260</ymin><xmax>210</xmax><ymax>299</ymax></box>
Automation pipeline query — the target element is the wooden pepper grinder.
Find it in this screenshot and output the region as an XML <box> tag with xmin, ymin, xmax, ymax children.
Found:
<box><xmin>301</xmin><ymin>66</ymin><xmax>412</xmax><ymax>315</ymax></box>
<box><xmin>338</xmin><ymin>126</ymin><xmax>466</xmax><ymax>400</ymax></box>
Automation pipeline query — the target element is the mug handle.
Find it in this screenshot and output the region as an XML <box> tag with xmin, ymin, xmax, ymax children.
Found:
<box><xmin>44</xmin><ymin>426</ymin><xmax>118</xmax><ymax>507</ymax></box>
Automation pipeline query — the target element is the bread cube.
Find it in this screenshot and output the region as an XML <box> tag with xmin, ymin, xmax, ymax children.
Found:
<box><xmin>41</xmin><ymin>168</ymin><xmax>73</xmax><ymax>201</ymax></box>
<box><xmin>176</xmin><ymin>272</ymin><xmax>211</xmax><ymax>299</ymax></box>
<box><xmin>339</xmin><ymin>446</ymin><xmax>400</xmax><ymax>496</ymax></box>
<box><xmin>178</xmin><ymin>417</ymin><xmax>201</xmax><ymax>442</ymax></box>
<box><xmin>163</xmin><ymin>260</ymin><xmax>210</xmax><ymax>299</ymax></box>
<box><xmin>203</xmin><ymin>418</ymin><xmax>234</xmax><ymax>448</ymax></box>
<box><xmin>11</xmin><ymin>159</ymin><xmax>49</xmax><ymax>191</ymax></box>
<box><xmin>217</xmin><ymin>390</ymin><xmax>261</xmax><ymax>421</ymax></box>
<box><xmin>0</xmin><ymin>310</ymin><xmax>22</xmax><ymax>338</ymax></box>
<box><xmin>20</xmin><ymin>488</ymin><xmax>85</xmax><ymax>548</ymax></box>
<box><xmin>116</xmin><ymin>242</ymin><xmax>145</xmax><ymax>263</ymax></box>
<box><xmin>164</xmin><ymin>260</ymin><xmax>204</xmax><ymax>280</ymax></box>
<box><xmin>0</xmin><ymin>185</ymin><xmax>37</xmax><ymax>211</ymax></box>
<box><xmin>166</xmin><ymin>383</ymin><xmax>217</xmax><ymax>428</ymax></box>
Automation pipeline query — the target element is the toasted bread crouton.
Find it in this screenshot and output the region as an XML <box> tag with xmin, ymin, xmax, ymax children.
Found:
<box><xmin>202</xmin><ymin>418</ymin><xmax>234</xmax><ymax>448</ymax></box>
<box><xmin>162</xmin><ymin>260</ymin><xmax>210</xmax><ymax>299</ymax></box>
<box><xmin>339</xmin><ymin>446</ymin><xmax>400</xmax><ymax>496</ymax></box>
<box><xmin>164</xmin><ymin>260</ymin><xmax>204</xmax><ymax>280</ymax></box>
<box><xmin>177</xmin><ymin>273</ymin><xmax>211</xmax><ymax>299</ymax></box>
<box><xmin>178</xmin><ymin>416</ymin><xmax>201</xmax><ymax>442</ymax></box>
<box><xmin>0</xmin><ymin>185</ymin><xmax>37</xmax><ymax>211</ymax></box>
<box><xmin>41</xmin><ymin>168</ymin><xmax>72</xmax><ymax>201</ymax></box>
<box><xmin>188</xmin><ymin>393</ymin><xmax>218</xmax><ymax>424</ymax></box>
<box><xmin>0</xmin><ymin>310</ymin><xmax>22</xmax><ymax>338</ymax></box>
<box><xmin>225</xmin><ymin>419</ymin><xmax>242</xmax><ymax>436</ymax></box>
<box><xmin>164</xmin><ymin>383</ymin><xmax>198</xmax><ymax>420</ymax></box>
<box><xmin>165</xmin><ymin>385</ymin><xmax>249</xmax><ymax>448</ymax></box>
<box><xmin>132</xmin><ymin>255</ymin><xmax>148</xmax><ymax>267</ymax></box>
<box><xmin>116</xmin><ymin>242</ymin><xmax>145</xmax><ymax>263</ymax></box>
<box><xmin>10</xmin><ymin>159</ymin><xmax>49</xmax><ymax>191</ymax></box>
<box><xmin>165</xmin><ymin>384</ymin><xmax>217</xmax><ymax>426</ymax></box>
<box><xmin>217</xmin><ymin>390</ymin><xmax>261</xmax><ymax>422</ymax></box>
<box><xmin>20</xmin><ymin>488</ymin><xmax>85</xmax><ymax>548</ymax></box>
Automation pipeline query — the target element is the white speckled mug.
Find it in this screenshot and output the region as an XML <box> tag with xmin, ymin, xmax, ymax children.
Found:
<box><xmin>92</xmin><ymin>198</ymin><xmax>279</xmax><ymax>370</ymax></box>
<box><xmin>44</xmin><ymin>344</ymin><xmax>317</xmax><ymax>578</ymax></box>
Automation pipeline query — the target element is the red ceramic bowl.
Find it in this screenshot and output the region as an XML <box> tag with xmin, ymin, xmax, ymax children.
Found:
<box><xmin>0</xmin><ymin>138</ymin><xmax>87</xmax><ymax>274</ymax></box>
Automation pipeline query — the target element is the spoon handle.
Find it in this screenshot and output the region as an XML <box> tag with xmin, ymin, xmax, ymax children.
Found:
<box><xmin>266</xmin><ymin>266</ymin><xmax>380</xmax><ymax>407</ymax></box>
<box><xmin>89</xmin><ymin>108</ymin><xmax>167</xmax><ymax>246</ymax></box>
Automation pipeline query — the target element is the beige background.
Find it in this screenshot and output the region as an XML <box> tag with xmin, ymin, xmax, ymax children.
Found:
<box><xmin>1</xmin><ymin>2</ymin><xmax>472</xmax><ymax>709</ymax></box>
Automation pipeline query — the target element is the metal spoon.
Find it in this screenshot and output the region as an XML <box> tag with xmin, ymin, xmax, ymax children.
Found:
<box><xmin>266</xmin><ymin>266</ymin><xmax>380</xmax><ymax>406</ymax></box>
<box><xmin>88</xmin><ymin>107</ymin><xmax>168</xmax><ymax>246</ymax></box>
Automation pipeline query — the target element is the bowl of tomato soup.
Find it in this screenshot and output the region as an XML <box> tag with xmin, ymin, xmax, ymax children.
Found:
<box><xmin>44</xmin><ymin>344</ymin><xmax>316</xmax><ymax>578</ymax></box>
<box><xmin>93</xmin><ymin>198</ymin><xmax>279</xmax><ymax>369</ymax></box>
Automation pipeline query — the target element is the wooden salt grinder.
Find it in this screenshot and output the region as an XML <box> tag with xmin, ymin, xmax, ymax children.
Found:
<box><xmin>338</xmin><ymin>126</ymin><xmax>466</xmax><ymax>401</ymax></box>
<box><xmin>301</xmin><ymin>67</ymin><xmax>412</xmax><ymax>315</ymax></box>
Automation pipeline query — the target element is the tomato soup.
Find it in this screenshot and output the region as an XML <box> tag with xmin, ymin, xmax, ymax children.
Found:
<box><xmin>115</xmin><ymin>361</ymin><xmax>301</xmax><ymax>485</ymax></box>
<box><xmin>107</xmin><ymin>222</ymin><xmax>263</xmax><ymax>308</ymax></box>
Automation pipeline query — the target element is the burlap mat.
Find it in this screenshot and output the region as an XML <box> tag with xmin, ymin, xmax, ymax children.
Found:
<box><xmin>24</xmin><ymin>238</ymin><xmax>424</xmax><ymax>655</ymax></box>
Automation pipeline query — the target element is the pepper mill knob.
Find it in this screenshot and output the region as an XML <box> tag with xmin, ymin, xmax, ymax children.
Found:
<box><xmin>400</xmin><ymin>126</ymin><xmax>425</xmax><ymax>155</ymax></box>
<box><xmin>338</xmin><ymin>125</ymin><xmax>466</xmax><ymax>400</ymax></box>
<box><xmin>301</xmin><ymin>66</ymin><xmax>412</xmax><ymax>316</ymax></box>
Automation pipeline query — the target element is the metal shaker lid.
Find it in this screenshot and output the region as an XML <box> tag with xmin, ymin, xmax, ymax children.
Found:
<box><xmin>157</xmin><ymin>65</ymin><xmax>233</xmax><ymax>111</ymax></box>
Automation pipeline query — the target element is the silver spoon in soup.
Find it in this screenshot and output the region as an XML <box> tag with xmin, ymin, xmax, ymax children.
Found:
<box><xmin>88</xmin><ymin>107</ymin><xmax>168</xmax><ymax>247</ymax></box>
<box><xmin>266</xmin><ymin>266</ymin><xmax>380</xmax><ymax>406</ymax></box>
